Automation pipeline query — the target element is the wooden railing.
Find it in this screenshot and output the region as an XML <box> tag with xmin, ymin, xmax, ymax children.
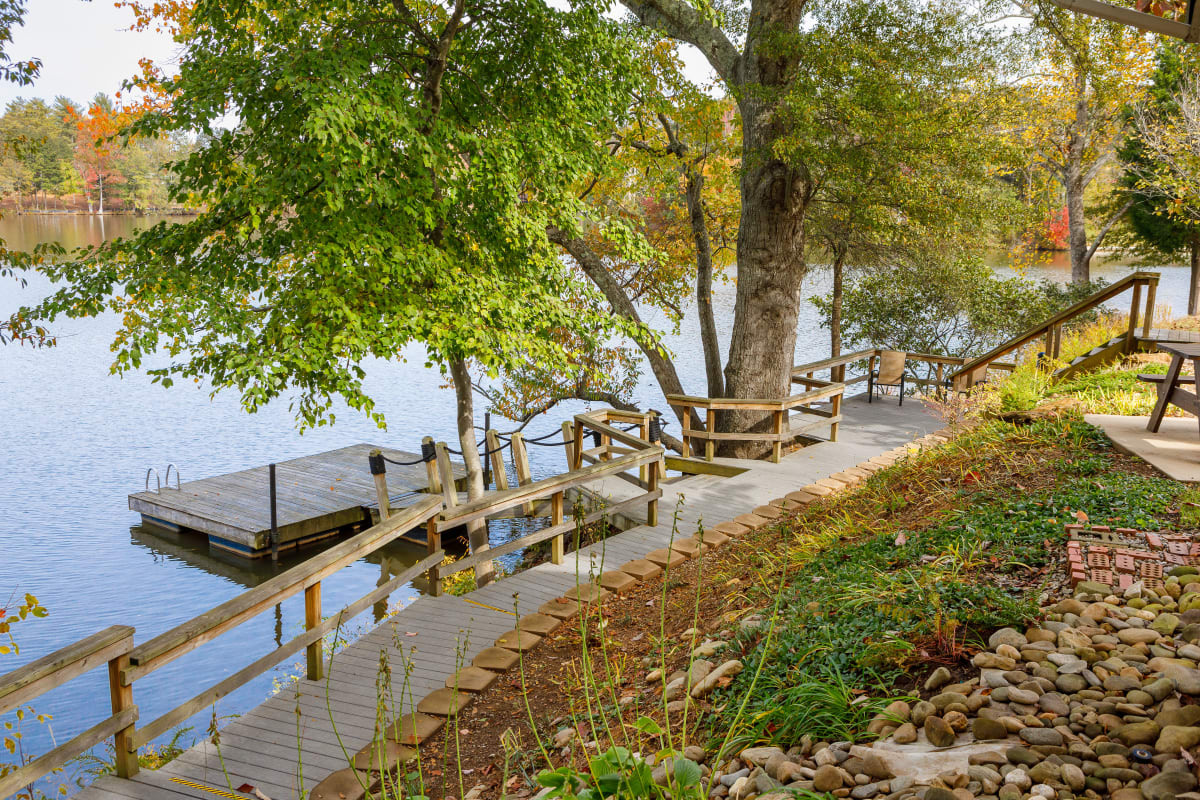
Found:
<box><xmin>666</xmin><ymin>382</ymin><xmax>846</xmax><ymax>464</ymax></box>
<box><xmin>435</xmin><ymin>410</ymin><xmax>665</xmax><ymax>577</ymax></box>
<box><xmin>0</xmin><ymin>498</ymin><xmax>446</xmax><ymax>790</ymax></box>
<box><xmin>948</xmin><ymin>271</ymin><xmax>1160</xmax><ymax>390</ymax></box>
<box><xmin>791</xmin><ymin>349</ymin><xmax>1015</xmax><ymax>395</ymax></box>
<box><xmin>0</xmin><ymin>626</ymin><xmax>138</xmax><ymax>795</ymax></box>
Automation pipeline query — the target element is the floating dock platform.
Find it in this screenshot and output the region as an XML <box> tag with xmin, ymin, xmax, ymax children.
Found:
<box><xmin>128</xmin><ymin>444</ymin><xmax>464</xmax><ymax>557</ymax></box>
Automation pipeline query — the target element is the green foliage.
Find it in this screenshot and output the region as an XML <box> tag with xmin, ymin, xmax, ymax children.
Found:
<box><xmin>0</xmin><ymin>592</ymin><xmax>46</xmax><ymax>655</ymax></box>
<box><xmin>12</xmin><ymin>0</ymin><xmax>645</xmax><ymax>430</ymax></box>
<box><xmin>1</xmin><ymin>594</ymin><xmax>64</xmax><ymax>800</ymax></box>
<box><xmin>721</xmin><ymin>417</ymin><xmax>1182</xmax><ymax>748</ymax></box>
<box><xmin>812</xmin><ymin>252</ymin><xmax>1103</xmax><ymax>365</ymax></box>
<box><xmin>537</xmin><ymin>742</ymin><xmax>705</xmax><ymax>799</ymax></box>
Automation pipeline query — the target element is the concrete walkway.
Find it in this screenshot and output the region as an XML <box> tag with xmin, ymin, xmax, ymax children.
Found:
<box><xmin>77</xmin><ymin>394</ymin><xmax>942</xmax><ymax>800</ymax></box>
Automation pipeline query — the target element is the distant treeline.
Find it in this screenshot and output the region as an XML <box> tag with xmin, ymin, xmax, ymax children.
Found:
<box><xmin>0</xmin><ymin>93</ymin><xmax>195</xmax><ymax>215</ymax></box>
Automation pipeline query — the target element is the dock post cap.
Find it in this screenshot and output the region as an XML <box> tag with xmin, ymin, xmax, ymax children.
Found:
<box><xmin>368</xmin><ymin>450</ymin><xmax>386</xmax><ymax>475</ymax></box>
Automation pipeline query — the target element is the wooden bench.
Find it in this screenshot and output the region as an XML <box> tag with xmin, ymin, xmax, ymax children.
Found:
<box><xmin>1138</xmin><ymin>373</ymin><xmax>1197</xmax><ymax>384</ymax></box>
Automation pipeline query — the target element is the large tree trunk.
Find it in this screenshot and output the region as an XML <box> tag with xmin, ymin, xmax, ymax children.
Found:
<box><xmin>1190</xmin><ymin>231</ymin><xmax>1200</xmax><ymax>318</ymax></box>
<box><xmin>449</xmin><ymin>357</ymin><xmax>493</xmax><ymax>587</ymax></box>
<box><xmin>685</xmin><ymin>168</ymin><xmax>724</xmax><ymax>399</ymax></box>
<box><xmin>1065</xmin><ymin>168</ymin><xmax>1089</xmax><ymax>285</ymax></box>
<box><xmin>721</xmin><ymin>101</ymin><xmax>808</xmax><ymax>455</ymax></box>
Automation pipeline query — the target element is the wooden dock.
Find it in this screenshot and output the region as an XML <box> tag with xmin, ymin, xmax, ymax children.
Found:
<box><xmin>56</xmin><ymin>395</ymin><xmax>942</xmax><ymax>800</ymax></box>
<box><xmin>129</xmin><ymin>444</ymin><xmax>464</xmax><ymax>557</ymax></box>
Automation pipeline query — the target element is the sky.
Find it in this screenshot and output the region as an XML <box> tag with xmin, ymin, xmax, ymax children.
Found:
<box><xmin>0</xmin><ymin>0</ymin><xmax>178</xmax><ymax>107</ymax></box>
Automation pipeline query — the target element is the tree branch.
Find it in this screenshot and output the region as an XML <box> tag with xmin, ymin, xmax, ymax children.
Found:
<box><xmin>618</xmin><ymin>0</ymin><xmax>741</xmax><ymax>86</ymax></box>
<box><xmin>1084</xmin><ymin>197</ymin><xmax>1134</xmax><ymax>264</ymax></box>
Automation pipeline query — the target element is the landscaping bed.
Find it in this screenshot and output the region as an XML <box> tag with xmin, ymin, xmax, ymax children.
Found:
<box><xmin>394</xmin><ymin>412</ymin><xmax>1194</xmax><ymax>800</ymax></box>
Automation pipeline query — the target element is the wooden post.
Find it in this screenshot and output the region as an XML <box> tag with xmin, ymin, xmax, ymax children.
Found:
<box><xmin>269</xmin><ymin>463</ymin><xmax>279</xmax><ymax>563</ymax></box>
<box><xmin>935</xmin><ymin>362</ymin><xmax>944</xmax><ymax>398</ymax></box>
<box><xmin>511</xmin><ymin>432</ymin><xmax>534</xmax><ymax>515</ymax></box>
<box><xmin>560</xmin><ymin>421</ymin><xmax>575</xmax><ymax>471</ymax></box>
<box><xmin>1127</xmin><ymin>282</ymin><xmax>1144</xmax><ymax>354</ymax></box>
<box><xmin>639</xmin><ymin>417</ymin><xmax>650</xmax><ymax>484</ymax></box>
<box><xmin>1143</xmin><ymin>278</ymin><xmax>1158</xmax><ymax>339</ymax></box>
<box><xmin>833</xmin><ymin>363</ymin><xmax>845</xmax><ymax>383</ymax></box>
<box><xmin>830</xmin><ymin>393</ymin><xmax>842</xmax><ymax>442</ymax></box>
<box><xmin>771</xmin><ymin>409</ymin><xmax>783</xmax><ymax>463</ymax></box>
<box><xmin>108</xmin><ymin>653</ymin><xmax>138</xmax><ymax>778</ymax></box>
<box><xmin>600</xmin><ymin>431</ymin><xmax>611</xmax><ymax>461</ymax></box>
<box><xmin>426</xmin><ymin>517</ymin><xmax>442</xmax><ymax>597</ymax></box>
<box><xmin>423</xmin><ymin>435</ymin><xmax>441</xmax><ymax>494</ymax></box>
<box><xmin>572</xmin><ymin>420</ymin><xmax>584</xmax><ymax>470</ymax></box>
<box><xmin>646</xmin><ymin>458</ymin><xmax>659</xmax><ymax>528</ymax></box>
<box><xmin>485</xmin><ymin>430</ymin><xmax>509</xmax><ymax>491</ymax></box>
<box><xmin>369</xmin><ymin>449</ymin><xmax>391</xmax><ymax>520</ymax></box>
<box><xmin>704</xmin><ymin>409</ymin><xmax>715</xmax><ymax>462</ymax></box>
<box><xmin>681</xmin><ymin>406</ymin><xmax>692</xmax><ymax>458</ymax></box>
<box><xmin>305</xmin><ymin>581</ymin><xmax>323</xmax><ymax>681</ymax></box>
<box><xmin>435</xmin><ymin>442</ymin><xmax>458</xmax><ymax>509</ymax></box>
<box><xmin>550</xmin><ymin>490</ymin><xmax>564</xmax><ymax>565</ymax></box>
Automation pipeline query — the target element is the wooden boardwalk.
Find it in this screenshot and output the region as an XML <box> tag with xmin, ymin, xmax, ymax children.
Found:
<box><xmin>76</xmin><ymin>395</ymin><xmax>941</xmax><ymax>800</ymax></box>
<box><xmin>129</xmin><ymin>445</ymin><xmax>464</xmax><ymax>557</ymax></box>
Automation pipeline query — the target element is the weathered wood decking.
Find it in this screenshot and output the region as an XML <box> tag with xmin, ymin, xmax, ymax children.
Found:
<box><xmin>129</xmin><ymin>445</ymin><xmax>465</xmax><ymax>557</ymax></box>
<box><xmin>78</xmin><ymin>395</ymin><xmax>941</xmax><ymax>800</ymax></box>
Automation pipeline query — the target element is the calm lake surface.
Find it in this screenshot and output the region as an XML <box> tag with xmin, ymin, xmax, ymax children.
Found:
<box><xmin>1</xmin><ymin>214</ymin><xmax>1196</xmax><ymax>783</ymax></box>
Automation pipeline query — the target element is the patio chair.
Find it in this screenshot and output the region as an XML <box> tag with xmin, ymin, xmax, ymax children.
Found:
<box><xmin>868</xmin><ymin>350</ymin><xmax>908</xmax><ymax>406</ymax></box>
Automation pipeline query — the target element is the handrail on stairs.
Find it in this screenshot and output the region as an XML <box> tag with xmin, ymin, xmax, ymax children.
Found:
<box><xmin>947</xmin><ymin>271</ymin><xmax>1161</xmax><ymax>391</ymax></box>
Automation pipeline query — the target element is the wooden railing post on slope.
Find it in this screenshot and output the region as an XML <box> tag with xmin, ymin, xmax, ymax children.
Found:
<box><xmin>369</xmin><ymin>449</ymin><xmax>391</xmax><ymax>520</ymax></box>
<box><xmin>771</xmin><ymin>409</ymin><xmax>784</xmax><ymax>463</ymax></box>
<box><xmin>646</xmin><ymin>457</ymin><xmax>660</xmax><ymax>527</ymax></box>
<box><xmin>423</xmin><ymin>436</ymin><xmax>441</xmax><ymax>495</ymax></box>
<box><xmin>550</xmin><ymin>491</ymin><xmax>565</xmax><ymax>564</ymax></box>
<box><xmin>485</xmin><ymin>430</ymin><xmax>509</xmax><ymax>492</ymax></box>
<box><xmin>1127</xmin><ymin>281</ymin><xmax>1144</xmax><ymax>354</ymax></box>
<box><xmin>427</xmin><ymin>515</ymin><xmax>443</xmax><ymax>597</ymax></box>
<box><xmin>560</xmin><ymin>422</ymin><xmax>575</xmax><ymax>472</ymax></box>
<box><xmin>1143</xmin><ymin>276</ymin><xmax>1158</xmax><ymax>338</ymax></box>
<box><xmin>304</xmin><ymin>581</ymin><xmax>323</xmax><ymax>681</ymax></box>
<box><xmin>704</xmin><ymin>409</ymin><xmax>715</xmax><ymax>462</ymax></box>
<box><xmin>511</xmin><ymin>432</ymin><xmax>534</xmax><ymax>515</ymax></box>
<box><xmin>435</xmin><ymin>442</ymin><xmax>459</xmax><ymax>510</ymax></box>
<box><xmin>572</xmin><ymin>420</ymin><xmax>584</xmax><ymax>471</ymax></box>
<box><xmin>107</xmin><ymin>647</ymin><xmax>138</xmax><ymax>779</ymax></box>
<box><xmin>830</xmin><ymin>393</ymin><xmax>842</xmax><ymax>442</ymax></box>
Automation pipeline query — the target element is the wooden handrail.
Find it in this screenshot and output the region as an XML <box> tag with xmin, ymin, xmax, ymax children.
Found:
<box><xmin>0</xmin><ymin>625</ymin><xmax>133</xmax><ymax>715</ymax></box>
<box><xmin>437</xmin><ymin>448</ymin><xmax>662</xmax><ymax>532</ymax></box>
<box><xmin>949</xmin><ymin>271</ymin><xmax>1160</xmax><ymax>387</ymax></box>
<box><xmin>127</xmin><ymin>496</ymin><xmax>443</xmax><ymax>681</ymax></box>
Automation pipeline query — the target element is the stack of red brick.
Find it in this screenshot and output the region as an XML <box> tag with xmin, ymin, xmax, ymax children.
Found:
<box><xmin>1064</xmin><ymin>523</ymin><xmax>1200</xmax><ymax>590</ymax></box>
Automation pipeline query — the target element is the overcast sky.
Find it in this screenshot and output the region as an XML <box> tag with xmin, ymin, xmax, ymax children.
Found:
<box><xmin>0</xmin><ymin>0</ymin><xmax>177</xmax><ymax>107</ymax></box>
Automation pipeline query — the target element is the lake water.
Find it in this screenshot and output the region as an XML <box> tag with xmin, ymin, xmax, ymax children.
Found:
<box><xmin>1</xmin><ymin>214</ymin><xmax>1196</xmax><ymax>787</ymax></box>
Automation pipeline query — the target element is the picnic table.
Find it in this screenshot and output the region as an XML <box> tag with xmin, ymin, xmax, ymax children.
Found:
<box><xmin>1144</xmin><ymin>341</ymin><xmax>1200</xmax><ymax>434</ymax></box>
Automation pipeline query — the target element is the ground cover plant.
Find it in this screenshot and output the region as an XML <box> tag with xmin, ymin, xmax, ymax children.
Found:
<box><xmin>337</xmin><ymin>411</ymin><xmax>1191</xmax><ymax>799</ymax></box>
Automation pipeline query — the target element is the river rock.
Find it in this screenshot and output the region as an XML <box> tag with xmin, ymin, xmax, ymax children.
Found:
<box><xmin>1115</xmin><ymin>720</ymin><xmax>1161</xmax><ymax>746</ymax></box>
<box><xmin>893</xmin><ymin>723</ymin><xmax>918</xmax><ymax>744</ymax></box>
<box><xmin>973</xmin><ymin>717</ymin><xmax>1007</xmax><ymax>741</ymax></box>
<box><xmin>1119</xmin><ymin>628</ymin><xmax>1162</xmax><ymax>645</ymax></box>
<box><xmin>925</xmin><ymin>667</ymin><xmax>953</xmax><ymax>691</ymax></box>
<box><xmin>925</xmin><ymin>716</ymin><xmax>957</xmax><ymax>748</ymax></box>
<box><xmin>1164</xmin><ymin>664</ymin><xmax>1200</xmax><ymax>695</ymax></box>
<box><xmin>813</xmin><ymin>764</ymin><xmax>843</xmax><ymax>792</ymax></box>
<box><xmin>1156</xmin><ymin>725</ymin><xmax>1200</xmax><ymax>753</ymax></box>
<box><xmin>1141</xmin><ymin>769</ymin><xmax>1198</xmax><ymax>800</ymax></box>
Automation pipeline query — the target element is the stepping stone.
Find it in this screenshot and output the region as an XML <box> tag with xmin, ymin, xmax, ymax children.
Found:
<box><xmin>620</xmin><ymin>559</ymin><xmax>663</xmax><ymax>580</ymax></box>
<box><xmin>856</xmin><ymin>461</ymin><xmax>886</xmax><ymax>473</ymax></box>
<box><xmin>495</xmin><ymin>629</ymin><xmax>542</xmax><ymax>652</ymax></box>
<box><xmin>564</xmin><ymin>583</ymin><xmax>610</xmax><ymax>604</ymax></box>
<box><xmin>801</xmin><ymin>483</ymin><xmax>834</xmax><ymax>496</ymax></box>
<box><xmin>599</xmin><ymin>570</ymin><xmax>638</xmax><ymax>593</ymax></box>
<box><xmin>784</xmin><ymin>490</ymin><xmax>819</xmax><ymax>504</ymax></box>
<box><xmin>445</xmin><ymin>665</ymin><xmax>499</xmax><ymax>692</ymax></box>
<box><xmin>752</xmin><ymin>505</ymin><xmax>783</xmax><ymax>520</ymax></box>
<box><xmin>669</xmin><ymin>538</ymin><xmax>703</xmax><ymax>558</ymax></box>
<box><xmin>694</xmin><ymin>529</ymin><xmax>730</xmax><ymax>548</ymax></box>
<box><xmin>539</xmin><ymin>598</ymin><xmax>580</xmax><ymax>620</ymax></box>
<box><xmin>645</xmin><ymin>547</ymin><xmax>687</xmax><ymax>568</ymax></box>
<box><xmin>386</xmin><ymin>712</ymin><xmax>444</xmax><ymax>745</ymax></box>
<box><xmin>842</xmin><ymin>467</ymin><xmax>872</xmax><ymax>479</ymax></box>
<box><xmin>517</xmin><ymin>613</ymin><xmax>562</xmax><ymax>636</ymax></box>
<box><xmin>417</xmin><ymin>687</ymin><xmax>473</xmax><ymax>717</ymax></box>
<box><xmin>733</xmin><ymin>513</ymin><xmax>769</xmax><ymax>529</ymax></box>
<box><xmin>352</xmin><ymin>739</ymin><xmax>417</xmax><ymax>772</ymax></box>
<box><xmin>711</xmin><ymin>521</ymin><xmax>749</xmax><ymax>537</ymax></box>
<box><xmin>829</xmin><ymin>471</ymin><xmax>861</xmax><ymax>485</ymax></box>
<box><xmin>814</xmin><ymin>478</ymin><xmax>846</xmax><ymax>492</ymax></box>
<box><xmin>472</xmin><ymin>646</ymin><xmax>520</xmax><ymax>671</ymax></box>
<box><xmin>311</xmin><ymin>768</ymin><xmax>373</xmax><ymax>800</ymax></box>
<box><xmin>768</xmin><ymin>497</ymin><xmax>801</xmax><ymax>510</ymax></box>
<box><xmin>868</xmin><ymin>456</ymin><xmax>896</xmax><ymax>467</ymax></box>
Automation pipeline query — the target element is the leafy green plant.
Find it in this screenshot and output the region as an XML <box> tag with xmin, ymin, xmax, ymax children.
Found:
<box><xmin>537</xmin><ymin>739</ymin><xmax>705</xmax><ymax>800</ymax></box>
